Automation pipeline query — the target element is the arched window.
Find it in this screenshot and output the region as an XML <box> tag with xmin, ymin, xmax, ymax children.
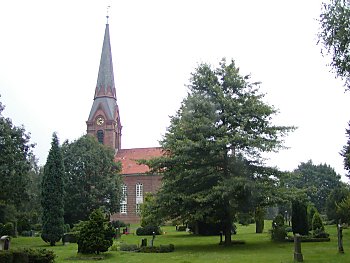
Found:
<box><xmin>97</xmin><ymin>130</ymin><xmax>104</xmax><ymax>144</ymax></box>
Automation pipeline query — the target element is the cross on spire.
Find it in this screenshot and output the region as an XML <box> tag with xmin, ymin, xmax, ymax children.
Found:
<box><xmin>106</xmin><ymin>5</ymin><xmax>111</xmax><ymax>24</ymax></box>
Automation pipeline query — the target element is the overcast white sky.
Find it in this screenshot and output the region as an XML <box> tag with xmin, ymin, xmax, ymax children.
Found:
<box><xmin>1</xmin><ymin>0</ymin><xmax>349</xmax><ymax>178</ymax></box>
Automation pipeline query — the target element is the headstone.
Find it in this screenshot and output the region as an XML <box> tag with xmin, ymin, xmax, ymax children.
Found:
<box><xmin>338</xmin><ymin>220</ymin><xmax>344</xmax><ymax>253</ymax></box>
<box><xmin>0</xmin><ymin>236</ymin><xmax>11</xmax><ymax>251</ymax></box>
<box><xmin>141</xmin><ymin>238</ymin><xmax>147</xmax><ymax>247</ymax></box>
<box><xmin>293</xmin><ymin>234</ymin><xmax>303</xmax><ymax>262</ymax></box>
<box><xmin>220</xmin><ymin>231</ymin><xmax>223</xmax><ymax>244</ymax></box>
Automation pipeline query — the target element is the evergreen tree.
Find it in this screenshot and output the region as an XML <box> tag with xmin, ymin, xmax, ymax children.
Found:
<box><xmin>77</xmin><ymin>209</ymin><xmax>115</xmax><ymax>254</ymax></box>
<box><xmin>145</xmin><ymin>59</ymin><xmax>294</xmax><ymax>244</ymax></box>
<box><xmin>292</xmin><ymin>200</ymin><xmax>308</xmax><ymax>236</ymax></box>
<box><xmin>41</xmin><ymin>133</ymin><xmax>65</xmax><ymax>246</ymax></box>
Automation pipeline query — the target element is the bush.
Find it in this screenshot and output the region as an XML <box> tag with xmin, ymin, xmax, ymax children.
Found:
<box><xmin>237</xmin><ymin>213</ymin><xmax>255</xmax><ymax>226</ymax></box>
<box><xmin>77</xmin><ymin>209</ymin><xmax>115</xmax><ymax>254</ymax></box>
<box><xmin>136</xmin><ymin>226</ymin><xmax>161</xmax><ymax>236</ymax></box>
<box><xmin>62</xmin><ymin>232</ymin><xmax>77</xmax><ymax>243</ymax></box>
<box><xmin>139</xmin><ymin>244</ymin><xmax>175</xmax><ymax>253</ymax></box>
<box><xmin>0</xmin><ymin>249</ymin><xmax>55</xmax><ymax>263</ymax></box>
<box><xmin>271</xmin><ymin>214</ymin><xmax>287</xmax><ymax>242</ymax></box>
<box><xmin>313</xmin><ymin>228</ymin><xmax>330</xmax><ymax>238</ymax></box>
<box><xmin>0</xmin><ymin>251</ymin><xmax>13</xmax><ymax>263</ymax></box>
<box><xmin>312</xmin><ymin>212</ymin><xmax>325</xmax><ymax>231</ymax></box>
<box><xmin>119</xmin><ymin>243</ymin><xmax>139</xmax><ymax>252</ymax></box>
<box><xmin>111</xmin><ymin>220</ymin><xmax>127</xmax><ymax>228</ymax></box>
<box><xmin>12</xmin><ymin>251</ymin><xmax>29</xmax><ymax>263</ymax></box>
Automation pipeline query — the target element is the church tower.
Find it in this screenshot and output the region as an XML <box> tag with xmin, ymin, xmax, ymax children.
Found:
<box><xmin>86</xmin><ymin>22</ymin><xmax>122</xmax><ymax>152</ymax></box>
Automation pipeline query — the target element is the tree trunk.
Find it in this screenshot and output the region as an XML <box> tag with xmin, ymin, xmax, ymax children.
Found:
<box><xmin>224</xmin><ymin>220</ymin><xmax>232</xmax><ymax>245</ymax></box>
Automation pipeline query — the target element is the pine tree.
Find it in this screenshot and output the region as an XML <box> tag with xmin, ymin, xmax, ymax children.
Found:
<box><xmin>41</xmin><ymin>133</ymin><xmax>65</xmax><ymax>246</ymax></box>
<box><xmin>341</xmin><ymin>121</ymin><xmax>350</xmax><ymax>179</ymax></box>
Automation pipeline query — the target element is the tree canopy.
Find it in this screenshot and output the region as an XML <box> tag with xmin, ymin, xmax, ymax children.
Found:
<box><xmin>62</xmin><ymin>135</ymin><xmax>122</xmax><ymax>226</ymax></box>
<box><xmin>318</xmin><ymin>0</ymin><xmax>350</xmax><ymax>90</ymax></box>
<box><xmin>341</xmin><ymin>121</ymin><xmax>350</xmax><ymax>178</ymax></box>
<box><xmin>0</xmin><ymin>97</ymin><xmax>35</xmax><ymax>211</ymax></box>
<box><xmin>146</xmin><ymin>59</ymin><xmax>294</xmax><ymax>244</ymax></box>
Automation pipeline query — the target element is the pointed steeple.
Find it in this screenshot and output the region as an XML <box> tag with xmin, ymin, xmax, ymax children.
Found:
<box><xmin>87</xmin><ymin>21</ymin><xmax>122</xmax><ymax>152</ymax></box>
<box><xmin>95</xmin><ymin>23</ymin><xmax>116</xmax><ymax>99</ymax></box>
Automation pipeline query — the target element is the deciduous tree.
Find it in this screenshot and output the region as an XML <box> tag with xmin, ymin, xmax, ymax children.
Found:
<box><xmin>62</xmin><ymin>135</ymin><xmax>122</xmax><ymax>226</ymax></box>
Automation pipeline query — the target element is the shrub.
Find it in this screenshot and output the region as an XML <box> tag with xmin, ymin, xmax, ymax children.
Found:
<box><xmin>23</xmin><ymin>248</ymin><xmax>56</xmax><ymax>263</ymax></box>
<box><xmin>271</xmin><ymin>214</ymin><xmax>287</xmax><ymax>241</ymax></box>
<box><xmin>312</xmin><ymin>212</ymin><xmax>325</xmax><ymax>231</ymax></box>
<box><xmin>0</xmin><ymin>251</ymin><xmax>13</xmax><ymax>263</ymax></box>
<box><xmin>237</xmin><ymin>213</ymin><xmax>255</xmax><ymax>226</ymax></box>
<box><xmin>12</xmin><ymin>250</ymin><xmax>29</xmax><ymax>263</ymax></box>
<box><xmin>139</xmin><ymin>244</ymin><xmax>175</xmax><ymax>253</ymax></box>
<box><xmin>2</xmin><ymin>222</ymin><xmax>15</xmax><ymax>236</ymax></box>
<box><xmin>313</xmin><ymin>228</ymin><xmax>330</xmax><ymax>238</ymax></box>
<box><xmin>62</xmin><ymin>232</ymin><xmax>77</xmax><ymax>243</ymax></box>
<box><xmin>307</xmin><ymin>205</ymin><xmax>318</xmax><ymax>231</ymax></box>
<box><xmin>119</xmin><ymin>243</ymin><xmax>139</xmax><ymax>252</ymax></box>
<box><xmin>77</xmin><ymin>209</ymin><xmax>115</xmax><ymax>254</ymax></box>
<box><xmin>136</xmin><ymin>225</ymin><xmax>161</xmax><ymax>236</ymax></box>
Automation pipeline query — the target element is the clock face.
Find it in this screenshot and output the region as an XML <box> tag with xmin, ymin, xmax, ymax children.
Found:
<box><xmin>96</xmin><ymin>117</ymin><xmax>104</xmax><ymax>125</ymax></box>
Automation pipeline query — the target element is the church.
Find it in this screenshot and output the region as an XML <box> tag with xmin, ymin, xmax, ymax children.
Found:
<box><xmin>86</xmin><ymin>21</ymin><xmax>163</xmax><ymax>224</ymax></box>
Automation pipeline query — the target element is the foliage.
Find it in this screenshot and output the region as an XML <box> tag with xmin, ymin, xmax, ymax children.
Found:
<box><xmin>136</xmin><ymin>225</ymin><xmax>162</xmax><ymax>236</ymax></box>
<box><xmin>41</xmin><ymin>133</ymin><xmax>65</xmax><ymax>246</ymax></box>
<box><xmin>326</xmin><ymin>183</ymin><xmax>350</xmax><ymax>221</ymax></box>
<box><xmin>318</xmin><ymin>0</ymin><xmax>350</xmax><ymax>90</ymax></box>
<box><xmin>140</xmin><ymin>193</ymin><xmax>163</xmax><ymax>227</ymax></box>
<box><xmin>144</xmin><ymin>59</ymin><xmax>294</xmax><ymax>244</ymax></box>
<box><xmin>0</xmin><ymin>97</ymin><xmax>35</xmax><ymax>210</ymax></box>
<box><xmin>139</xmin><ymin>244</ymin><xmax>175</xmax><ymax>253</ymax></box>
<box><xmin>312</xmin><ymin>212</ymin><xmax>325</xmax><ymax>231</ymax></box>
<box><xmin>0</xmin><ymin>222</ymin><xmax>15</xmax><ymax>236</ymax></box>
<box><xmin>307</xmin><ymin>204</ymin><xmax>318</xmax><ymax>231</ymax></box>
<box><xmin>119</xmin><ymin>243</ymin><xmax>139</xmax><ymax>252</ymax></box>
<box><xmin>62</xmin><ymin>135</ymin><xmax>122</xmax><ymax>226</ymax></box>
<box><xmin>77</xmin><ymin>209</ymin><xmax>115</xmax><ymax>254</ymax></box>
<box><xmin>336</xmin><ymin>195</ymin><xmax>350</xmax><ymax>223</ymax></box>
<box><xmin>237</xmin><ymin>213</ymin><xmax>255</xmax><ymax>226</ymax></box>
<box><xmin>0</xmin><ymin>248</ymin><xmax>56</xmax><ymax>263</ymax></box>
<box><xmin>110</xmin><ymin>220</ymin><xmax>127</xmax><ymax>228</ymax></box>
<box><xmin>291</xmin><ymin>200</ymin><xmax>308</xmax><ymax>236</ymax></box>
<box><xmin>281</xmin><ymin>160</ymin><xmax>341</xmax><ymax>213</ymax></box>
<box><xmin>313</xmin><ymin>228</ymin><xmax>330</xmax><ymax>238</ymax></box>
<box><xmin>255</xmin><ymin>207</ymin><xmax>265</xmax><ymax>233</ymax></box>
<box><xmin>341</xmin><ymin>121</ymin><xmax>350</xmax><ymax>178</ymax></box>
<box><xmin>270</xmin><ymin>214</ymin><xmax>287</xmax><ymax>241</ymax></box>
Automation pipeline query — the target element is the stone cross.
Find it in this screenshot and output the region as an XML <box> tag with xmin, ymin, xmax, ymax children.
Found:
<box><xmin>294</xmin><ymin>234</ymin><xmax>303</xmax><ymax>262</ymax></box>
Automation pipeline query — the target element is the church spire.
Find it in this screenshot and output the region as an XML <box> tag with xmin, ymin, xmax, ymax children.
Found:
<box><xmin>94</xmin><ymin>22</ymin><xmax>116</xmax><ymax>99</ymax></box>
<box><xmin>87</xmin><ymin>21</ymin><xmax>122</xmax><ymax>152</ymax></box>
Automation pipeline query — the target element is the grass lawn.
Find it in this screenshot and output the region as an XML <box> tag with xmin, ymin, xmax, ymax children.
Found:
<box><xmin>10</xmin><ymin>222</ymin><xmax>350</xmax><ymax>263</ymax></box>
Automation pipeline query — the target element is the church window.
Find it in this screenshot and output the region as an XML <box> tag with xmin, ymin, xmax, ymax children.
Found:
<box><xmin>120</xmin><ymin>184</ymin><xmax>127</xmax><ymax>214</ymax></box>
<box><xmin>136</xmin><ymin>183</ymin><xmax>143</xmax><ymax>207</ymax></box>
<box><xmin>97</xmin><ymin>130</ymin><xmax>104</xmax><ymax>144</ymax></box>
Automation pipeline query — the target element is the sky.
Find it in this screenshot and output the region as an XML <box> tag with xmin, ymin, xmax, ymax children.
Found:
<box><xmin>0</xmin><ymin>0</ymin><xmax>350</xmax><ymax>179</ymax></box>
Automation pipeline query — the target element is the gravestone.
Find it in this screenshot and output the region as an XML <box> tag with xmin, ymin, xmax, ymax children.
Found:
<box><xmin>0</xmin><ymin>236</ymin><xmax>10</xmax><ymax>250</ymax></box>
<box><xmin>294</xmin><ymin>234</ymin><xmax>303</xmax><ymax>262</ymax></box>
<box><xmin>141</xmin><ymin>238</ymin><xmax>147</xmax><ymax>247</ymax></box>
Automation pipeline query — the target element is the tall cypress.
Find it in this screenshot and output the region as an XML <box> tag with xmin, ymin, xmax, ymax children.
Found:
<box><xmin>41</xmin><ymin>133</ymin><xmax>65</xmax><ymax>246</ymax></box>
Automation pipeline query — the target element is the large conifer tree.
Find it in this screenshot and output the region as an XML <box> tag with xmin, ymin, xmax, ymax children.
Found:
<box><xmin>146</xmin><ymin>59</ymin><xmax>294</xmax><ymax>244</ymax></box>
<box><xmin>41</xmin><ymin>132</ymin><xmax>65</xmax><ymax>246</ymax></box>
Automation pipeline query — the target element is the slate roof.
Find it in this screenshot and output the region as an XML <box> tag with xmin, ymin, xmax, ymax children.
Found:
<box><xmin>115</xmin><ymin>147</ymin><xmax>163</xmax><ymax>175</ymax></box>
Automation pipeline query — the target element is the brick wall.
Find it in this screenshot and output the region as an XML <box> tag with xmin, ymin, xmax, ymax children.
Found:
<box><xmin>110</xmin><ymin>174</ymin><xmax>162</xmax><ymax>224</ymax></box>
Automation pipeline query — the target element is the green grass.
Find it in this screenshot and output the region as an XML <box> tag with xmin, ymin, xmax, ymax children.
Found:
<box><xmin>10</xmin><ymin>222</ymin><xmax>350</xmax><ymax>263</ymax></box>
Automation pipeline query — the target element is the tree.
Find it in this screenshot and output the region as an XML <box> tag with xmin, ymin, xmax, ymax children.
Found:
<box><xmin>41</xmin><ymin>133</ymin><xmax>65</xmax><ymax>246</ymax></box>
<box><xmin>318</xmin><ymin>0</ymin><xmax>350</xmax><ymax>90</ymax></box>
<box><xmin>77</xmin><ymin>209</ymin><xmax>115</xmax><ymax>254</ymax></box>
<box><xmin>336</xmin><ymin>195</ymin><xmax>350</xmax><ymax>223</ymax></box>
<box><xmin>0</xmin><ymin>97</ymin><xmax>35</xmax><ymax>210</ymax></box>
<box><xmin>326</xmin><ymin>183</ymin><xmax>350</xmax><ymax>221</ymax></box>
<box><xmin>62</xmin><ymin>135</ymin><xmax>122</xmax><ymax>226</ymax></box>
<box><xmin>292</xmin><ymin>200</ymin><xmax>309</xmax><ymax>236</ymax></box>
<box><xmin>140</xmin><ymin>193</ymin><xmax>163</xmax><ymax>227</ymax></box>
<box><xmin>282</xmin><ymin>160</ymin><xmax>341</xmax><ymax>213</ymax></box>
<box><xmin>341</xmin><ymin>121</ymin><xmax>350</xmax><ymax>178</ymax></box>
<box><xmin>146</xmin><ymin>59</ymin><xmax>294</xmax><ymax>244</ymax></box>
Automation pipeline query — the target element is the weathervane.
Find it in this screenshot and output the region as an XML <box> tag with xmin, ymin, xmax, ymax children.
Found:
<box><xmin>106</xmin><ymin>5</ymin><xmax>111</xmax><ymax>24</ymax></box>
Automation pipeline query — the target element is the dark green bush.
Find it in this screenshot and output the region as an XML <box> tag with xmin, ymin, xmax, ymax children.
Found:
<box><xmin>237</xmin><ymin>213</ymin><xmax>255</xmax><ymax>226</ymax></box>
<box><xmin>292</xmin><ymin>200</ymin><xmax>309</xmax><ymax>235</ymax></box>
<box><xmin>273</xmin><ymin>214</ymin><xmax>285</xmax><ymax>227</ymax></box>
<box><xmin>12</xmin><ymin>251</ymin><xmax>29</xmax><ymax>263</ymax></box>
<box><xmin>119</xmin><ymin>243</ymin><xmax>139</xmax><ymax>252</ymax></box>
<box><xmin>136</xmin><ymin>225</ymin><xmax>161</xmax><ymax>236</ymax></box>
<box><xmin>2</xmin><ymin>222</ymin><xmax>15</xmax><ymax>236</ymax></box>
<box><xmin>313</xmin><ymin>228</ymin><xmax>330</xmax><ymax>238</ymax></box>
<box><xmin>139</xmin><ymin>244</ymin><xmax>175</xmax><ymax>253</ymax></box>
<box><xmin>0</xmin><ymin>251</ymin><xmax>13</xmax><ymax>263</ymax></box>
<box><xmin>271</xmin><ymin>214</ymin><xmax>287</xmax><ymax>241</ymax></box>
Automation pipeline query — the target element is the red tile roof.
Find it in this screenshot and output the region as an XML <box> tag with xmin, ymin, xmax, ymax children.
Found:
<box><xmin>115</xmin><ymin>147</ymin><xmax>163</xmax><ymax>175</ymax></box>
